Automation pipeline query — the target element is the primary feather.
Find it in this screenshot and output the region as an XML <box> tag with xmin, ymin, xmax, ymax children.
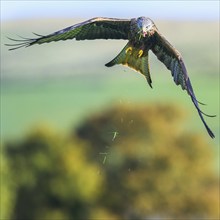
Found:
<box><xmin>6</xmin><ymin>17</ymin><xmax>130</xmax><ymax>50</ymax></box>
<box><xmin>6</xmin><ymin>16</ymin><xmax>215</xmax><ymax>138</ymax></box>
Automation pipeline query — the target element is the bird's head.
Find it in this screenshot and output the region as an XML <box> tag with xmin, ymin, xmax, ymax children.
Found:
<box><xmin>137</xmin><ymin>17</ymin><xmax>154</xmax><ymax>37</ymax></box>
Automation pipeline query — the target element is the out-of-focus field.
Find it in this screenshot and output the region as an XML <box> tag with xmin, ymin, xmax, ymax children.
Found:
<box><xmin>1</xmin><ymin>18</ymin><xmax>219</xmax><ymax>145</ymax></box>
<box><xmin>1</xmin><ymin>18</ymin><xmax>219</xmax><ymax>219</ymax></box>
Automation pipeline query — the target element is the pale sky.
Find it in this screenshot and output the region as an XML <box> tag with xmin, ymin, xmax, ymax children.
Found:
<box><xmin>1</xmin><ymin>0</ymin><xmax>219</xmax><ymax>21</ymax></box>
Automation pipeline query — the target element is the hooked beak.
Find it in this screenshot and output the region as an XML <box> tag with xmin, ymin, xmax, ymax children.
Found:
<box><xmin>143</xmin><ymin>31</ymin><xmax>147</xmax><ymax>37</ymax></box>
<box><xmin>142</xmin><ymin>27</ymin><xmax>148</xmax><ymax>37</ymax></box>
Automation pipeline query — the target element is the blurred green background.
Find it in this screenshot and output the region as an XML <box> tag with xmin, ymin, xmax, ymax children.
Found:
<box><xmin>1</xmin><ymin>1</ymin><xmax>219</xmax><ymax>219</ymax></box>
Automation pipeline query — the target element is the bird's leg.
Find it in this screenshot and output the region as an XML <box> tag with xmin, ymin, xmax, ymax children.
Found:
<box><xmin>126</xmin><ymin>47</ymin><xmax>133</xmax><ymax>55</ymax></box>
<box><xmin>138</xmin><ymin>45</ymin><xmax>145</xmax><ymax>58</ymax></box>
<box><xmin>138</xmin><ymin>49</ymin><xmax>144</xmax><ymax>58</ymax></box>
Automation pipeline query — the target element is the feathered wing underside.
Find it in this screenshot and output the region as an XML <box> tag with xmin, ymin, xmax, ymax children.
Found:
<box><xmin>150</xmin><ymin>30</ymin><xmax>215</xmax><ymax>138</ymax></box>
<box><xmin>105</xmin><ymin>42</ymin><xmax>152</xmax><ymax>87</ymax></box>
<box><xmin>6</xmin><ymin>17</ymin><xmax>131</xmax><ymax>50</ymax></box>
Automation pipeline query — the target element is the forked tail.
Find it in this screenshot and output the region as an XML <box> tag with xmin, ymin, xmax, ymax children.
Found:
<box><xmin>105</xmin><ymin>42</ymin><xmax>153</xmax><ymax>88</ymax></box>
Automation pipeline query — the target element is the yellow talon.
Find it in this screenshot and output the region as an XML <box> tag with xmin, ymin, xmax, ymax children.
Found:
<box><xmin>126</xmin><ymin>47</ymin><xmax>133</xmax><ymax>54</ymax></box>
<box><xmin>138</xmin><ymin>49</ymin><xmax>144</xmax><ymax>58</ymax></box>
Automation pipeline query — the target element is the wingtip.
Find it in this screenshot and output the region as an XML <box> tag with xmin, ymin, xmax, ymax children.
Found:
<box><xmin>207</xmin><ymin>127</ymin><xmax>215</xmax><ymax>139</ymax></box>
<box><xmin>5</xmin><ymin>35</ymin><xmax>32</xmax><ymax>50</ymax></box>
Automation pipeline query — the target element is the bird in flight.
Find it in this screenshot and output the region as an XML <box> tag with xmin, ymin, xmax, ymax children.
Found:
<box><xmin>6</xmin><ymin>16</ymin><xmax>215</xmax><ymax>138</ymax></box>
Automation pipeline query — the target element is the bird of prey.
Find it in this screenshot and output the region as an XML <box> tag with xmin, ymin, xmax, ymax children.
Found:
<box><xmin>6</xmin><ymin>16</ymin><xmax>215</xmax><ymax>138</ymax></box>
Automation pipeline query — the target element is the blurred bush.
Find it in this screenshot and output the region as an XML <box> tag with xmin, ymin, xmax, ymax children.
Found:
<box><xmin>3</xmin><ymin>104</ymin><xmax>218</xmax><ymax>219</ymax></box>
<box><xmin>4</xmin><ymin>127</ymin><xmax>104</xmax><ymax>220</ymax></box>
<box><xmin>76</xmin><ymin>103</ymin><xmax>218</xmax><ymax>218</ymax></box>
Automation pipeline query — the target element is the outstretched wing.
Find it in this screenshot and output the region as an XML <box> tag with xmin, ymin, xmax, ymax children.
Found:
<box><xmin>150</xmin><ymin>29</ymin><xmax>215</xmax><ymax>138</ymax></box>
<box><xmin>6</xmin><ymin>17</ymin><xmax>131</xmax><ymax>50</ymax></box>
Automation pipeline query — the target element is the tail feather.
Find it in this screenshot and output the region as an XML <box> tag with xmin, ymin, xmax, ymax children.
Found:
<box><xmin>105</xmin><ymin>42</ymin><xmax>153</xmax><ymax>88</ymax></box>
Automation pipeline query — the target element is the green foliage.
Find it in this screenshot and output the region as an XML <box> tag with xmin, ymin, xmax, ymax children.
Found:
<box><xmin>5</xmin><ymin>127</ymin><xmax>103</xmax><ymax>220</ymax></box>
<box><xmin>76</xmin><ymin>103</ymin><xmax>218</xmax><ymax>218</ymax></box>
<box><xmin>4</xmin><ymin>104</ymin><xmax>218</xmax><ymax>219</ymax></box>
<box><xmin>0</xmin><ymin>144</ymin><xmax>15</xmax><ymax>220</ymax></box>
